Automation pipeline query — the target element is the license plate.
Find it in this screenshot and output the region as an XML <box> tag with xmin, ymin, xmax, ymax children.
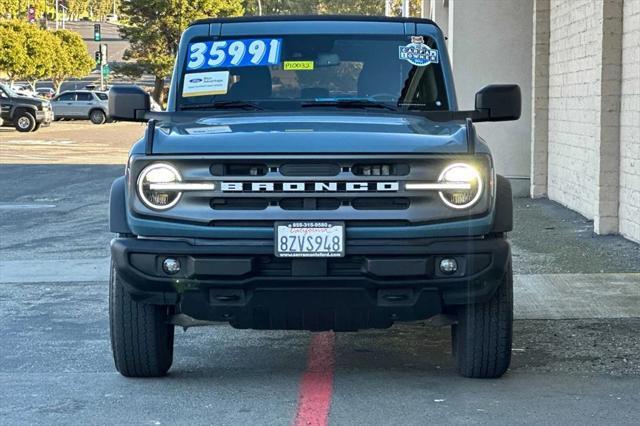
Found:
<box><xmin>275</xmin><ymin>222</ymin><xmax>345</xmax><ymax>258</ymax></box>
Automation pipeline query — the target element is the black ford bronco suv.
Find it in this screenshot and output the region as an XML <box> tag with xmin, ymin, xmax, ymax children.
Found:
<box><xmin>0</xmin><ymin>83</ymin><xmax>54</xmax><ymax>132</ymax></box>
<box><xmin>108</xmin><ymin>16</ymin><xmax>520</xmax><ymax>379</ymax></box>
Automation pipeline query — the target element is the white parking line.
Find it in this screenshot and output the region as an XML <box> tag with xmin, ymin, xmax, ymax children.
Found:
<box><xmin>0</xmin><ymin>258</ymin><xmax>109</xmax><ymax>283</ymax></box>
<box><xmin>0</xmin><ymin>203</ymin><xmax>56</xmax><ymax>210</ymax></box>
<box><xmin>1</xmin><ymin>139</ymin><xmax>74</xmax><ymax>145</ymax></box>
<box><xmin>1</xmin><ymin>258</ymin><xmax>638</xmax><ymax>319</ymax></box>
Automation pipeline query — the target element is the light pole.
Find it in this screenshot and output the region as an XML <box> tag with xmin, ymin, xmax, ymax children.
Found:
<box><xmin>257</xmin><ymin>0</ymin><xmax>262</xmax><ymax>16</ymax></box>
<box><xmin>61</xmin><ymin>4</ymin><xmax>67</xmax><ymax>29</ymax></box>
<box><xmin>402</xmin><ymin>0</ymin><xmax>410</xmax><ymax>17</ymax></box>
<box><xmin>55</xmin><ymin>0</ymin><xmax>59</xmax><ymax>29</ymax></box>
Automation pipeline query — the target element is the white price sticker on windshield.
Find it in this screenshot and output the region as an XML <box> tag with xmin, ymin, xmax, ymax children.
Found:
<box><xmin>187</xmin><ymin>38</ymin><xmax>282</xmax><ymax>71</ymax></box>
<box><xmin>182</xmin><ymin>71</ymin><xmax>229</xmax><ymax>97</ymax></box>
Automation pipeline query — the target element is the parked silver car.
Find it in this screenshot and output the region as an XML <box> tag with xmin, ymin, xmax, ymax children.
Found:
<box><xmin>51</xmin><ymin>90</ymin><xmax>109</xmax><ymax>124</ymax></box>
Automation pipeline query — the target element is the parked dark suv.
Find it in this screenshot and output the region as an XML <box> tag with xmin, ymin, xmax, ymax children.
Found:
<box><xmin>108</xmin><ymin>16</ymin><xmax>520</xmax><ymax>379</ymax></box>
<box><xmin>0</xmin><ymin>83</ymin><xmax>53</xmax><ymax>132</ymax></box>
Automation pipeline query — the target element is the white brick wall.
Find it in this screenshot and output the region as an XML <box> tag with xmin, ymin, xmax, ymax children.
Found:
<box><xmin>530</xmin><ymin>0</ymin><xmax>550</xmax><ymax>198</ymax></box>
<box><xmin>547</xmin><ymin>0</ymin><xmax>603</xmax><ymax>219</ymax></box>
<box><xmin>619</xmin><ymin>0</ymin><xmax>640</xmax><ymax>243</ymax></box>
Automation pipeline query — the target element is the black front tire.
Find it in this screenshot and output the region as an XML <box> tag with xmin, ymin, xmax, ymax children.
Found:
<box><xmin>452</xmin><ymin>263</ymin><xmax>513</xmax><ymax>378</ymax></box>
<box><xmin>32</xmin><ymin>122</ymin><xmax>42</xmax><ymax>132</ymax></box>
<box><xmin>14</xmin><ymin>112</ymin><xmax>36</xmax><ymax>132</ymax></box>
<box><xmin>109</xmin><ymin>262</ymin><xmax>174</xmax><ymax>377</ymax></box>
<box><xmin>90</xmin><ymin>109</ymin><xmax>107</xmax><ymax>124</ymax></box>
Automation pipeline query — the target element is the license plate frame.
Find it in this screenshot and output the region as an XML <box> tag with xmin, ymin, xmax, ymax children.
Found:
<box><xmin>275</xmin><ymin>221</ymin><xmax>345</xmax><ymax>258</ymax></box>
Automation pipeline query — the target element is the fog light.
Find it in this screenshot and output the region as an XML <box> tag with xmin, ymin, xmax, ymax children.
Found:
<box><xmin>439</xmin><ymin>258</ymin><xmax>458</xmax><ymax>274</ymax></box>
<box><xmin>162</xmin><ymin>258</ymin><xmax>181</xmax><ymax>274</ymax></box>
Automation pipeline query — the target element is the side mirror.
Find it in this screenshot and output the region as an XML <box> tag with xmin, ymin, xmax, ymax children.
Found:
<box><xmin>108</xmin><ymin>85</ymin><xmax>150</xmax><ymax>121</ymax></box>
<box><xmin>474</xmin><ymin>84</ymin><xmax>521</xmax><ymax>122</ymax></box>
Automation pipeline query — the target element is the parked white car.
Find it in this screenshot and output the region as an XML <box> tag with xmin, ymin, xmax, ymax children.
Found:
<box><xmin>51</xmin><ymin>90</ymin><xmax>109</xmax><ymax>124</ymax></box>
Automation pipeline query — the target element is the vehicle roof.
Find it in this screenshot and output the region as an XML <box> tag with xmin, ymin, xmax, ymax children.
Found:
<box><xmin>190</xmin><ymin>14</ymin><xmax>439</xmax><ymax>29</ymax></box>
<box><xmin>58</xmin><ymin>90</ymin><xmax>100</xmax><ymax>94</ymax></box>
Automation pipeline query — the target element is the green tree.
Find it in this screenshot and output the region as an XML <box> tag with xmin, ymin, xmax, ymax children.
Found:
<box><xmin>67</xmin><ymin>0</ymin><xmax>91</xmax><ymax>20</ymax></box>
<box><xmin>119</xmin><ymin>0</ymin><xmax>244</xmax><ymax>103</ymax></box>
<box><xmin>0</xmin><ymin>24</ymin><xmax>30</xmax><ymax>83</ymax></box>
<box><xmin>243</xmin><ymin>0</ymin><xmax>320</xmax><ymax>15</ymax></box>
<box><xmin>89</xmin><ymin>0</ymin><xmax>114</xmax><ymax>21</ymax></box>
<box><xmin>111</xmin><ymin>62</ymin><xmax>146</xmax><ymax>81</ymax></box>
<box><xmin>21</xmin><ymin>24</ymin><xmax>61</xmax><ymax>87</ymax></box>
<box><xmin>243</xmin><ymin>0</ymin><xmax>422</xmax><ymax>16</ymax></box>
<box><xmin>51</xmin><ymin>29</ymin><xmax>95</xmax><ymax>92</ymax></box>
<box><xmin>0</xmin><ymin>0</ymin><xmax>21</xmax><ymax>19</ymax></box>
<box><xmin>0</xmin><ymin>21</ymin><xmax>95</xmax><ymax>88</ymax></box>
<box><xmin>0</xmin><ymin>21</ymin><xmax>55</xmax><ymax>85</ymax></box>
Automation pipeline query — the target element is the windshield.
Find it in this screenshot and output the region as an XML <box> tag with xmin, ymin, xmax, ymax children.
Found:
<box><xmin>178</xmin><ymin>34</ymin><xmax>448</xmax><ymax>111</ymax></box>
<box><xmin>0</xmin><ymin>84</ymin><xmax>18</xmax><ymax>97</ymax></box>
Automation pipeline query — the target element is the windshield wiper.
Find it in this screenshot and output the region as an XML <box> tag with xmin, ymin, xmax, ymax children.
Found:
<box><xmin>301</xmin><ymin>99</ymin><xmax>398</xmax><ymax>111</ymax></box>
<box><xmin>181</xmin><ymin>101</ymin><xmax>264</xmax><ymax>111</ymax></box>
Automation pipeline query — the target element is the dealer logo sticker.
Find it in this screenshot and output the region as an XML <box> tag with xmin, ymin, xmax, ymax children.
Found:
<box><xmin>182</xmin><ymin>71</ymin><xmax>230</xmax><ymax>97</ymax></box>
<box><xmin>399</xmin><ymin>37</ymin><xmax>439</xmax><ymax>67</ymax></box>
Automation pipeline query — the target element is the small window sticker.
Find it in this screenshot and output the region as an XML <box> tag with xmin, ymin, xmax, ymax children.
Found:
<box><xmin>182</xmin><ymin>71</ymin><xmax>230</xmax><ymax>97</ymax></box>
<box><xmin>186</xmin><ymin>38</ymin><xmax>282</xmax><ymax>71</ymax></box>
<box><xmin>399</xmin><ymin>36</ymin><xmax>439</xmax><ymax>67</ymax></box>
<box><xmin>283</xmin><ymin>61</ymin><xmax>314</xmax><ymax>71</ymax></box>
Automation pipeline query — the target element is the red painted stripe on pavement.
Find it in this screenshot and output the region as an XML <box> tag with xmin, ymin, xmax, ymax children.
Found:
<box><xmin>294</xmin><ymin>332</ymin><xmax>336</xmax><ymax>426</ymax></box>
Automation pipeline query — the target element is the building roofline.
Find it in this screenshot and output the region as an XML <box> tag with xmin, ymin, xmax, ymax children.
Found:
<box><xmin>190</xmin><ymin>14</ymin><xmax>439</xmax><ymax>29</ymax></box>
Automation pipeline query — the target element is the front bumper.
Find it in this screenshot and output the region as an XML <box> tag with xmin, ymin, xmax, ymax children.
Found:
<box><xmin>36</xmin><ymin>109</ymin><xmax>53</xmax><ymax>126</ymax></box>
<box><xmin>111</xmin><ymin>236</ymin><xmax>510</xmax><ymax>331</ymax></box>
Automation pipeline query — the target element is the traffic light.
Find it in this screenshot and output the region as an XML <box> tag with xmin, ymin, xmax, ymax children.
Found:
<box><xmin>95</xmin><ymin>51</ymin><xmax>102</xmax><ymax>65</ymax></box>
<box><xmin>94</xmin><ymin>24</ymin><xmax>101</xmax><ymax>41</ymax></box>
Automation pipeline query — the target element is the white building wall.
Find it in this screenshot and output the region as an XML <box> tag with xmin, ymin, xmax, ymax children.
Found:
<box><xmin>619</xmin><ymin>0</ymin><xmax>640</xmax><ymax>243</ymax></box>
<box><xmin>447</xmin><ymin>0</ymin><xmax>534</xmax><ymax>196</ymax></box>
<box><xmin>530</xmin><ymin>0</ymin><xmax>551</xmax><ymax>198</ymax></box>
<box><xmin>546</xmin><ymin>0</ymin><xmax>603</xmax><ymax>219</ymax></box>
<box><xmin>422</xmin><ymin>0</ymin><xmax>639</xmax><ymax>243</ymax></box>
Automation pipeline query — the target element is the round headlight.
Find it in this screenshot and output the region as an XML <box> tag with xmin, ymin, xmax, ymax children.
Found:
<box><xmin>137</xmin><ymin>163</ymin><xmax>182</xmax><ymax>210</ymax></box>
<box><xmin>438</xmin><ymin>163</ymin><xmax>483</xmax><ymax>209</ymax></box>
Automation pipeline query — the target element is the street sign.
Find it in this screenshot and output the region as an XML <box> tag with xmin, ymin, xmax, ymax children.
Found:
<box><xmin>100</xmin><ymin>44</ymin><xmax>108</xmax><ymax>64</ymax></box>
<box><xmin>102</xmin><ymin>64</ymin><xmax>110</xmax><ymax>78</ymax></box>
<box><xmin>94</xmin><ymin>23</ymin><xmax>101</xmax><ymax>41</ymax></box>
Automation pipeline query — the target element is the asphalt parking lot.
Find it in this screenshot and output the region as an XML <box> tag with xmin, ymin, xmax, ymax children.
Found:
<box><xmin>1</xmin><ymin>123</ymin><xmax>640</xmax><ymax>425</ymax></box>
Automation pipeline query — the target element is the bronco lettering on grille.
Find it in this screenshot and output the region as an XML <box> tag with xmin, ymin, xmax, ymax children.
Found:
<box><xmin>220</xmin><ymin>182</ymin><xmax>400</xmax><ymax>192</ymax></box>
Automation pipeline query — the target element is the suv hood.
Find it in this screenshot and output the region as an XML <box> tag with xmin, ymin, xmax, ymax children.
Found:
<box><xmin>149</xmin><ymin>112</ymin><xmax>469</xmax><ymax>155</ymax></box>
<box><xmin>10</xmin><ymin>95</ymin><xmax>46</xmax><ymax>107</ymax></box>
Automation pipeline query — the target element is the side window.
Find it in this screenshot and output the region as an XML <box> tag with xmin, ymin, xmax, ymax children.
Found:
<box><xmin>76</xmin><ymin>93</ymin><xmax>93</xmax><ymax>101</ymax></box>
<box><xmin>95</xmin><ymin>93</ymin><xmax>108</xmax><ymax>101</ymax></box>
<box><xmin>56</xmin><ymin>93</ymin><xmax>76</xmax><ymax>102</ymax></box>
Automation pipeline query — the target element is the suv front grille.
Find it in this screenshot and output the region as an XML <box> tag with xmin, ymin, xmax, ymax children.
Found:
<box><xmin>130</xmin><ymin>155</ymin><xmax>492</xmax><ymax>226</ymax></box>
<box><xmin>209</xmin><ymin>197</ymin><xmax>409</xmax><ymax>211</ymax></box>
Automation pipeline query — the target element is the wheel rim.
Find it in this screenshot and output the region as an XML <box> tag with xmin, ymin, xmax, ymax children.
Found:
<box><xmin>92</xmin><ymin>111</ymin><xmax>103</xmax><ymax>122</ymax></box>
<box><xmin>17</xmin><ymin>116</ymin><xmax>30</xmax><ymax>129</ymax></box>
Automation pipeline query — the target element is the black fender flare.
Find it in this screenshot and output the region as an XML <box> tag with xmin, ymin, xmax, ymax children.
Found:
<box><xmin>11</xmin><ymin>105</ymin><xmax>37</xmax><ymax>121</ymax></box>
<box><xmin>109</xmin><ymin>176</ymin><xmax>132</xmax><ymax>234</ymax></box>
<box><xmin>492</xmin><ymin>174</ymin><xmax>513</xmax><ymax>233</ymax></box>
